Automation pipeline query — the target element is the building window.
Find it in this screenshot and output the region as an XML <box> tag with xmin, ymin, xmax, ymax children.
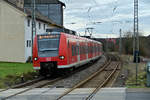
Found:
<box><xmin>44</xmin><ymin>24</ymin><xmax>46</xmax><ymax>30</ymax></box>
<box><xmin>39</xmin><ymin>22</ymin><xmax>41</xmax><ymax>29</ymax></box>
<box><xmin>27</xmin><ymin>40</ymin><xmax>31</xmax><ymax>47</ymax></box>
<box><xmin>27</xmin><ymin>19</ymin><xmax>30</xmax><ymax>27</ymax></box>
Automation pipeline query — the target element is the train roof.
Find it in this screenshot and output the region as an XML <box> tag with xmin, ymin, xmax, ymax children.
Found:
<box><xmin>62</xmin><ymin>32</ymin><xmax>102</xmax><ymax>45</ymax></box>
<box><xmin>46</xmin><ymin>28</ymin><xmax>77</xmax><ymax>35</ymax></box>
<box><xmin>37</xmin><ymin>31</ymin><xmax>102</xmax><ymax>45</ymax></box>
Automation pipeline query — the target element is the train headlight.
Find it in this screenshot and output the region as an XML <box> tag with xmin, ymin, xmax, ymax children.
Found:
<box><xmin>59</xmin><ymin>56</ymin><xmax>65</xmax><ymax>60</ymax></box>
<box><xmin>34</xmin><ymin>57</ymin><xmax>38</xmax><ymax>61</ymax></box>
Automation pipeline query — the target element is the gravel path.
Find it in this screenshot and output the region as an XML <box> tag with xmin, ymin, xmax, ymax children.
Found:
<box><xmin>45</xmin><ymin>55</ymin><xmax>106</xmax><ymax>88</ymax></box>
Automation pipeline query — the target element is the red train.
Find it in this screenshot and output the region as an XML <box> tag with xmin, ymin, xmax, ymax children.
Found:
<box><xmin>33</xmin><ymin>30</ymin><xmax>103</xmax><ymax>76</ymax></box>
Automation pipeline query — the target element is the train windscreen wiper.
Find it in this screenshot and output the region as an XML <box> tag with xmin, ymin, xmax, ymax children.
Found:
<box><xmin>40</xmin><ymin>48</ymin><xmax>58</xmax><ymax>52</ymax></box>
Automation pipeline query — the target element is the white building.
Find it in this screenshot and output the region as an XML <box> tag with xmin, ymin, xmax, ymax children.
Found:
<box><xmin>0</xmin><ymin>0</ymin><xmax>62</xmax><ymax>62</ymax></box>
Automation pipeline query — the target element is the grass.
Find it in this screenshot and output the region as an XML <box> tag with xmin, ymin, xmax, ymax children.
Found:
<box><xmin>0</xmin><ymin>62</ymin><xmax>36</xmax><ymax>88</ymax></box>
<box><xmin>120</xmin><ymin>54</ymin><xmax>148</xmax><ymax>88</ymax></box>
<box><xmin>0</xmin><ymin>62</ymin><xmax>34</xmax><ymax>78</ymax></box>
<box><xmin>126</xmin><ymin>72</ymin><xmax>147</xmax><ymax>88</ymax></box>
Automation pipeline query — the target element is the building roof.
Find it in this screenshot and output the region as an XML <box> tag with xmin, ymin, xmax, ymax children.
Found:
<box><xmin>24</xmin><ymin>9</ymin><xmax>62</xmax><ymax>28</ymax></box>
<box><xmin>24</xmin><ymin>0</ymin><xmax>65</xmax><ymax>7</ymax></box>
<box><xmin>3</xmin><ymin>0</ymin><xmax>63</xmax><ymax>28</ymax></box>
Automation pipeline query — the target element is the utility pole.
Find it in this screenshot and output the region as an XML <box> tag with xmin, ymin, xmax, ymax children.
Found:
<box><xmin>85</xmin><ymin>27</ymin><xmax>94</xmax><ymax>38</ymax></box>
<box><xmin>106</xmin><ymin>37</ymin><xmax>108</xmax><ymax>53</ymax></box>
<box><xmin>31</xmin><ymin>0</ymin><xmax>36</xmax><ymax>61</ymax></box>
<box><xmin>119</xmin><ymin>29</ymin><xmax>122</xmax><ymax>55</ymax></box>
<box><xmin>133</xmin><ymin>0</ymin><xmax>139</xmax><ymax>85</ymax></box>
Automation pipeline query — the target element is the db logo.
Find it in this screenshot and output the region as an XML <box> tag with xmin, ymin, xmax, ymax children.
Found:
<box><xmin>46</xmin><ymin>58</ymin><xmax>51</xmax><ymax>61</ymax></box>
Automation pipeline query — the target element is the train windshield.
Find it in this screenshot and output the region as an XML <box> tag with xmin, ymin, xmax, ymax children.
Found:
<box><xmin>38</xmin><ymin>34</ymin><xmax>60</xmax><ymax>57</ymax></box>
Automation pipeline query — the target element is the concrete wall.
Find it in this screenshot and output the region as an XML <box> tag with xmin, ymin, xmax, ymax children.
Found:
<box><xmin>0</xmin><ymin>1</ymin><xmax>26</xmax><ymax>62</ymax></box>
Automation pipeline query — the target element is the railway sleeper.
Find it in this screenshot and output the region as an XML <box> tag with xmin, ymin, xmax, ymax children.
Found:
<box><xmin>104</xmin><ymin>68</ymin><xmax>120</xmax><ymax>71</ymax></box>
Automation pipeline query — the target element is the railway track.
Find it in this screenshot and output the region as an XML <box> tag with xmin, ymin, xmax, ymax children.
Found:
<box><xmin>0</xmin><ymin>54</ymin><xmax>118</xmax><ymax>100</ymax></box>
<box><xmin>0</xmin><ymin>57</ymin><xmax>104</xmax><ymax>100</ymax></box>
<box><xmin>1</xmin><ymin>77</ymin><xmax>62</xmax><ymax>100</ymax></box>
<box><xmin>0</xmin><ymin>58</ymin><xmax>99</xmax><ymax>92</ymax></box>
<box><xmin>56</xmin><ymin>55</ymin><xmax>120</xmax><ymax>100</ymax></box>
<box><xmin>0</xmin><ymin>77</ymin><xmax>45</xmax><ymax>93</ymax></box>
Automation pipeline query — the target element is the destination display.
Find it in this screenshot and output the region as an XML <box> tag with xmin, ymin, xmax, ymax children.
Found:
<box><xmin>38</xmin><ymin>35</ymin><xmax>59</xmax><ymax>40</ymax></box>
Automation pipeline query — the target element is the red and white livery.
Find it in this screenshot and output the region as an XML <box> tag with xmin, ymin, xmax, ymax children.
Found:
<box><xmin>33</xmin><ymin>31</ymin><xmax>103</xmax><ymax>76</ymax></box>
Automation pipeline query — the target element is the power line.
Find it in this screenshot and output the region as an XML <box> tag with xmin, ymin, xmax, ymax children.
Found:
<box><xmin>31</xmin><ymin>0</ymin><xmax>36</xmax><ymax>61</ymax></box>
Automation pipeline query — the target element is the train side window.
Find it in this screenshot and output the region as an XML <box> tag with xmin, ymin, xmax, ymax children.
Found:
<box><xmin>80</xmin><ymin>46</ymin><xmax>82</xmax><ymax>54</ymax></box>
<box><xmin>74</xmin><ymin>45</ymin><xmax>75</xmax><ymax>56</ymax></box>
<box><xmin>75</xmin><ymin>45</ymin><xmax>77</xmax><ymax>55</ymax></box>
<box><xmin>85</xmin><ymin>46</ymin><xmax>86</xmax><ymax>54</ymax></box>
<box><xmin>85</xmin><ymin>46</ymin><xmax>87</xmax><ymax>54</ymax></box>
<box><xmin>99</xmin><ymin>46</ymin><xmax>101</xmax><ymax>52</ymax></box>
<box><xmin>90</xmin><ymin>46</ymin><xmax>91</xmax><ymax>53</ymax></box>
<box><xmin>80</xmin><ymin>46</ymin><xmax>81</xmax><ymax>54</ymax></box>
<box><xmin>81</xmin><ymin>46</ymin><xmax>82</xmax><ymax>54</ymax></box>
<box><xmin>72</xmin><ymin>45</ymin><xmax>74</xmax><ymax>56</ymax></box>
<box><xmin>77</xmin><ymin>46</ymin><xmax>80</xmax><ymax>55</ymax></box>
<box><xmin>84</xmin><ymin>46</ymin><xmax>86</xmax><ymax>54</ymax></box>
<box><xmin>82</xmin><ymin>46</ymin><xmax>84</xmax><ymax>54</ymax></box>
<box><xmin>87</xmin><ymin>46</ymin><xmax>88</xmax><ymax>54</ymax></box>
<box><xmin>72</xmin><ymin>45</ymin><xmax>76</xmax><ymax>56</ymax></box>
<box><xmin>74</xmin><ymin>45</ymin><xmax>75</xmax><ymax>55</ymax></box>
<box><xmin>68</xmin><ymin>40</ymin><xmax>69</xmax><ymax>48</ymax></box>
<box><xmin>76</xmin><ymin>46</ymin><xmax>78</xmax><ymax>55</ymax></box>
<box><xmin>74</xmin><ymin>46</ymin><xmax>77</xmax><ymax>55</ymax></box>
<box><xmin>78</xmin><ymin>46</ymin><xmax>80</xmax><ymax>55</ymax></box>
<box><xmin>83</xmin><ymin>46</ymin><xmax>85</xmax><ymax>54</ymax></box>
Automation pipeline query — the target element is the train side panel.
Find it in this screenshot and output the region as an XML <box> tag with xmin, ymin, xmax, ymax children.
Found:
<box><xmin>57</xmin><ymin>33</ymin><xmax>68</xmax><ymax>67</ymax></box>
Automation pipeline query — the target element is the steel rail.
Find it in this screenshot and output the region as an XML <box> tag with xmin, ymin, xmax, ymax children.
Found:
<box><xmin>0</xmin><ymin>55</ymin><xmax>108</xmax><ymax>100</ymax></box>
<box><xmin>85</xmin><ymin>63</ymin><xmax>120</xmax><ymax>100</ymax></box>
<box><xmin>1</xmin><ymin>77</ymin><xmax>61</xmax><ymax>100</ymax></box>
<box><xmin>56</xmin><ymin>58</ymin><xmax>111</xmax><ymax>100</ymax></box>
<box><xmin>0</xmin><ymin>57</ymin><xmax>103</xmax><ymax>100</ymax></box>
<box><xmin>0</xmin><ymin>77</ymin><xmax>45</xmax><ymax>93</ymax></box>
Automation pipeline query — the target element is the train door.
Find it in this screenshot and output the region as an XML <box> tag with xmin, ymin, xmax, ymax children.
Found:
<box><xmin>77</xmin><ymin>42</ymin><xmax>80</xmax><ymax>62</ymax></box>
<box><xmin>86</xmin><ymin>42</ymin><xmax>88</xmax><ymax>60</ymax></box>
<box><xmin>67</xmin><ymin>40</ymin><xmax>70</xmax><ymax>64</ymax></box>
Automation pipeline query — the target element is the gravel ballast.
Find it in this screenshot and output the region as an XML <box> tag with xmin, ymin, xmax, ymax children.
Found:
<box><xmin>46</xmin><ymin>55</ymin><xmax>106</xmax><ymax>88</ymax></box>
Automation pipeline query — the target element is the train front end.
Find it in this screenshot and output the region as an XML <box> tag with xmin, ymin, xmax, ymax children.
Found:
<box><xmin>33</xmin><ymin>33</ymin><xmax>67</xmax><ymax>76</ymax></box>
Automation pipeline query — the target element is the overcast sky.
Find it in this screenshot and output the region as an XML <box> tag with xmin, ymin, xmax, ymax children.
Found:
<box><xmin>60</xmin><ymin>0</ymin><xmax>150</xmax><ymax>38</ymax></box>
